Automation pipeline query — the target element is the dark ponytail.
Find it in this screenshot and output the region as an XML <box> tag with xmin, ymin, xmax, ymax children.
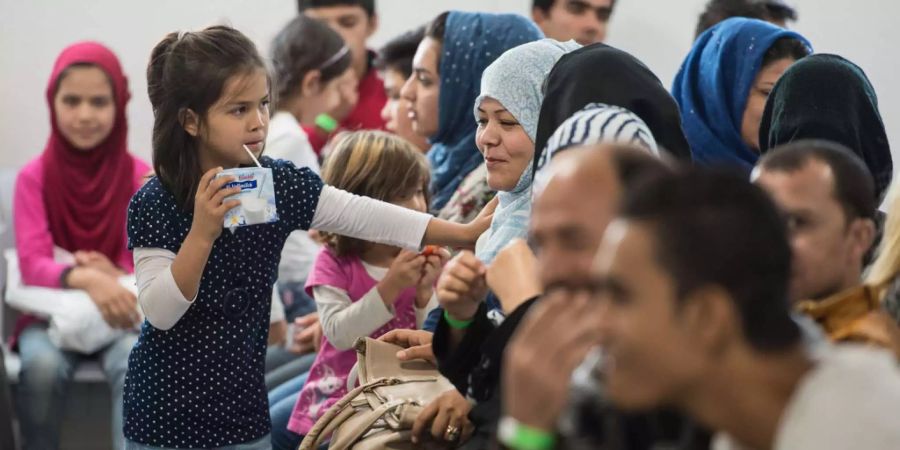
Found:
<box><xmin>146</xmin><ymin>32</ymin><xmax>179</xmax><ymax>110</ymax></box>
<box><xmin>147</xmin><ymin>26</ymin><xmax>267</xmax><ymax>211</ymax></box>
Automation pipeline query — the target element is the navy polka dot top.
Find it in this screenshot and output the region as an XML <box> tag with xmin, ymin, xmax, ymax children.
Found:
<box><xmin>123</xmin><ymin>157</ymin><xmax>322</xmax><ymax>448</ymax></box>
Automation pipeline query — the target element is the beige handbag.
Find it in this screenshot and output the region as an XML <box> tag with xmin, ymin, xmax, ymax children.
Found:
<box><xmin>299</xmin><ymin>337</ymin><xmax>458</xmax><ymax>450</ymax></box>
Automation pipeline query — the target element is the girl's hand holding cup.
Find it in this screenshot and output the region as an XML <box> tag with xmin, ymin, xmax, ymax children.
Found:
<box><xmin>192</xmin><ymin>167</ymin><xmax>242</xmax><ymax>242</ymax></box>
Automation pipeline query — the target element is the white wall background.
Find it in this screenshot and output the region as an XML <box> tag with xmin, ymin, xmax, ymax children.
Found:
<box><xmin>1</xmin><ymin>0</ymin><xmax>898</xmax><ymax>173</ymax></box>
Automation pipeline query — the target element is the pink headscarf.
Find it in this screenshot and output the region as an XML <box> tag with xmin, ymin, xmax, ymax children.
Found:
<box><xmin>41</xmin><ymin>41</ymin><xmax>135</xmax><ymax>259</ymax></box>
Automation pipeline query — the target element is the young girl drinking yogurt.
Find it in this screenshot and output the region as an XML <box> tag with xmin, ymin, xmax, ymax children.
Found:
<box><xmin>123</xmin><ymin>26</ymin><xmax>491</xmax><ymax>449</ymax></box>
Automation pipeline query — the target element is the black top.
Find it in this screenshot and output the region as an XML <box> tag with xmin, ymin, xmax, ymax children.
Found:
<box><xmin>433</xmin><ymin>297</ymin><xmax>711</xmax><ymax>450</ymax></box>
<box><xmin>434</xmin><ymin>298</ymin><xmax>538</xmax><ymax>449</ymax></box>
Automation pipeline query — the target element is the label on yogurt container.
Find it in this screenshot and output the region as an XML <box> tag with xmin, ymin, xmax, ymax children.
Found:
<box><xmin>215</xmin><ymin>167</ymin><xmax>278</xmax><ymax>229</ymax></box>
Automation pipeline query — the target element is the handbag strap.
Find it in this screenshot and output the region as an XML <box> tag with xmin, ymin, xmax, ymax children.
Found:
<box><xmin>299</xmin><ymin>378</ymin><xmax>386</xmax><ymax>450</ymax></box>
<box><xmin>298</xmin><ymin>377</ymin><xmax>442</xmax><ymax>450</ymax></box>
<box><xmin>327</xmin><ymin>399</ymin><xmax>406</xmax><ymax>449</ymax></box>
<box><xmin>300</xmin><ymin>377</ymin><xmax>413</xmax><ymax>450</ymax></box>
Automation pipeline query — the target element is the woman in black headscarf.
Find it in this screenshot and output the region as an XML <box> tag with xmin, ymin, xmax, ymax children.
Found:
<box><xmin>520</xmin><ymin>43</ymin><xmax>706</xmax><ymax>450</ymax></box>
<box><xmin>533</xmin><ymin>43</ymin><xmax>692</xmax><ymax>175</ymax></box>
<box><xmin>759</xmin><ymin>54</ymin><xmax>893</xmax><ymax>200</ymax></box>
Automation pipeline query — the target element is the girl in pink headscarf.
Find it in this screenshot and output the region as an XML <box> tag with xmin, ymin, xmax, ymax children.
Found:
<box><xmin>11</xmin><ymin>41</ymin><xmax>149</xmax><ymax>450</ymax></box>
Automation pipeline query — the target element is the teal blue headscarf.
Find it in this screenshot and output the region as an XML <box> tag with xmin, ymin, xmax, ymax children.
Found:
<box><xmin>427</xmin><ymin>12</ymin><xmax>543</xmax><ymax>211</ymax></box>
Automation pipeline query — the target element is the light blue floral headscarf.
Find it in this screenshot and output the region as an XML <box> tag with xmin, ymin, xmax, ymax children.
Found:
<box><xmin>473</xmin><ymin>39</ymin><xmax>581</xmax><ymax>263</ymax></box>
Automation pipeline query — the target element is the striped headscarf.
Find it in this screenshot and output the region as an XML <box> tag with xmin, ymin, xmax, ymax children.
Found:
<box><xmin>533</xmin><ymin>103</ymin><xmax>658</xmax><ymax>197</ymax></box>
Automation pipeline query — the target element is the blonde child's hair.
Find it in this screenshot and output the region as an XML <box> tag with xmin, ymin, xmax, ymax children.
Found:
<box><xmin>867</xmin><ymin>179</ymin><xmax>900</xmax><ymax>298</ymax></box>
<box><xmin>320</xmin><ymin>131</ymin><xmax>431</xmax><ymax>257</ymax></box>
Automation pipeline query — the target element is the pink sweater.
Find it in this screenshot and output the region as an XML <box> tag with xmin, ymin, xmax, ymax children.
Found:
<box><xmin>13</xmin><ymin>156</ymin><xmax>150</xmax><ymax>287</ymax></box>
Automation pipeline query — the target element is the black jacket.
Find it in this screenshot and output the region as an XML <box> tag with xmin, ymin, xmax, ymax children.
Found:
<box><xmin>432</xmin><ymin>298</ymin><xmax>711</xmax><ymax>450</ymax></box>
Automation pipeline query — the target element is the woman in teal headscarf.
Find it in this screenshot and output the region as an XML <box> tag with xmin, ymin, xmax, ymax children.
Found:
<box><xmin>672</xmin><ymin>17</ymin><xmax>812</xmax><ymax>170</ymax></box>
<box><xmin>401</xmin><ymin>11</ymin><xmax>543</xmax><ymax>223</ymax></box>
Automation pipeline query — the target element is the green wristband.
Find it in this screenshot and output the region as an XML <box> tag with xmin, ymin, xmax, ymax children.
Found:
<box><xmin>498</xmin><ymin>417</ymin><xmax>556</xmax><ymax>450</ymax></box>
<box><xmin>443</xmin><ymin>309</ymin><xmax>474</xmax><ymax>329</ymax></box>
<box><xmin>314</xmin><ymin>113</ymin><xmax>338</xmax><ymax>133</ymax></box>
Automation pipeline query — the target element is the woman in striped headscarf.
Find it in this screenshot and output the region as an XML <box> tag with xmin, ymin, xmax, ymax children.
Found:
<box><xmin>533</xmin><ymin>103</ymin><xmax>659</xmax><ymax>197</ymax></box>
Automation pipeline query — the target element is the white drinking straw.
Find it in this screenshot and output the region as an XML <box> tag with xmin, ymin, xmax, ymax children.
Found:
<box><xmin>243</xmin><ymin>144</ymin><xmax>263</xmax><ymax>168</ymax></box>
<box><xmin>243</xmin><ymin>144</ymin><xmax>267</xmax><ymax>199</ymax></box>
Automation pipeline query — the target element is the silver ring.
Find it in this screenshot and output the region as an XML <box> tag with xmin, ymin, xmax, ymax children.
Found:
<box><xmin>445</xmin><ymin>425</ymin><xmax>460</xmax><ymax>441</ymax></box>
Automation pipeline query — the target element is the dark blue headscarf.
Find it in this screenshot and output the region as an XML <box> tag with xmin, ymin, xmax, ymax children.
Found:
<box><xmin>672</xmin><ymin>17</ymin><xmax>811</xmax><ymax>171</ymax></box>
<box><xmin>427</xmin><ymin>11</ymin><xmax>543</xmax><ymax>211</ymax></box>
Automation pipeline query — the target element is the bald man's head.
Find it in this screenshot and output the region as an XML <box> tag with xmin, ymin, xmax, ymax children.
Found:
<box><xmin>531</xmin><ymin>144</ymin><xmax>669</xmax><ymax>291</ymax></box>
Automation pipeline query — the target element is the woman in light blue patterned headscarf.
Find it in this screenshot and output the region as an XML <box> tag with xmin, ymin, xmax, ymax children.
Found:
<box><xmin>473</xmin><ymin>38</ymin><xmax>581</xmax><ymax>264</ymax></box>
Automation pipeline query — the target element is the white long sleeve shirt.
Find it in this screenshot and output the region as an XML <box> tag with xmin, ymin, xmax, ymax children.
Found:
<box><xmin>314</xmin><ymin>261</ymin><xmax>437</xmax><ymax>350</ymax></box>
<box><xmin>134</xmin><ymin>185</ymin><xmax>431</xmax><ymax>330</ymax></box>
